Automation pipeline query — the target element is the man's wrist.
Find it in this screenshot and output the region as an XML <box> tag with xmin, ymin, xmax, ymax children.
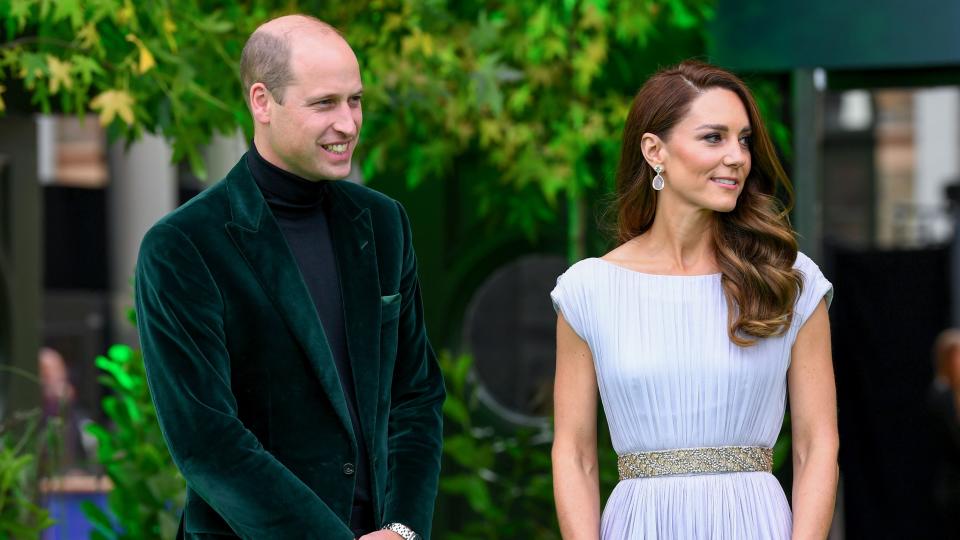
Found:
<box><xmin>381</xmin><ymin>522</ymin><xmax>419</xmax><ymax>540</ymax></box>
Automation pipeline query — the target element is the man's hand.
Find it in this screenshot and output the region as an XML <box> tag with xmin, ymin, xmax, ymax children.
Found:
<box><xmin>358</xmin><ymin>531</ymin><xmax>403</xmax><ymax>540</ymax></box>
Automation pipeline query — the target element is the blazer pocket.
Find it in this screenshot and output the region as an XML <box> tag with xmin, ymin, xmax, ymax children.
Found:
<box><xmin>381</xmin><ymin>293</ymin><xmax>402</xmax><ymax>323</ymax></box>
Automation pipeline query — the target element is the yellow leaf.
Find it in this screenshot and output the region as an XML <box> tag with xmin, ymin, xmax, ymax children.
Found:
<box><xmin>0</xmin><ymin>84</ymin><xmax>6</xmax><ymax>113</ymax></box>
<box><xmin>47</xmin><ymin>55</ymin><xmax>73</xmax><ymax>94</ymax></box>
<box><xmin>163</xmin><ymin>14</ymin><xmax>178</xmax><ymax>52</ymax></box>
<box><xmin>78</xmin><ymin>23</ymin><xmax>100</xmax><ymax>50</ymax></box>
<box><xmin>420</xmin><ymin>32</ymin><xmax>435</xmax><ymax>57</ymax></box>
<box><xmin>116</xmin><ymin>1</ymin><xmax>134</xmax><ymax>25</ymax></box>
<box><xmin>126</xmin><ymin>34</ymin><xmax>155</xmax><ymax>74</ymax></box>
<box><xmin>383</xmin><ymin>13</ymin><xmax>404</xmax><ymax>33</ymax></box>
<box><xmin>90</xmin><ymin>89</ymin><xmax>135</xmax><ymax>126</ymax></box>
<box><xmin>479</xmin><ymin>119</ymin><xmax>503</xmax><ymax>146</ymax></box>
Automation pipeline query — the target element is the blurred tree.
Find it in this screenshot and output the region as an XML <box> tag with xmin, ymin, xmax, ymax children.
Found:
<box><xmin>0</xmin><ymin>0</ymin><xmax>714</xmax><ymax>259</ymax></box>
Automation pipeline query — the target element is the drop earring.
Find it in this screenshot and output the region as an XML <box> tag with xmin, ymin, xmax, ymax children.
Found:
<box><xmin>652</xmin><ymin>165</ymin><xmax>665</xmax><ymax>191</ymax></box>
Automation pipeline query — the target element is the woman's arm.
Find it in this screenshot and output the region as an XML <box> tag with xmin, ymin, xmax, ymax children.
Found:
<box><xmin>788</xmin><ymin>299</ymin><xmax>840</xmax><ymax>539</ymax></box>
<box><xmin>553</xmin><ymin>313</ymin><xmax>602</xmax><ymax>540</ymax></box>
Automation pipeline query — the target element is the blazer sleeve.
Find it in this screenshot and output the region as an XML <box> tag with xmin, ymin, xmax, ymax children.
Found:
<box><xmin>381</xmin><ymin>202</ymin><xmax>446</xmax><ymax>539</ymax></box>
<box><xmin>135</xmin><ymin>223</ymin><xmax>354</xmax><ymax>540</ymax></box>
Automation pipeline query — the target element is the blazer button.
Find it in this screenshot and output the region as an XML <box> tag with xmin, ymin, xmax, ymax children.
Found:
<box><xmin>342</xmin><ymin>463</ymin><xmax>355</xmax><ymax>476</ymax></box>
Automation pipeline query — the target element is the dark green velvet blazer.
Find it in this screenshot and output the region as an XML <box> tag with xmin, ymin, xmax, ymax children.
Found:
<box><xmin>135</xmin><ymin>157</ymin><xmax>445</xmax><ymax>539</ymax></box>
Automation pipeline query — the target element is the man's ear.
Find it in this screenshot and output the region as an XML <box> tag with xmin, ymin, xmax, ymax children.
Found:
<box><xmin>249</xmin><ymin>82</ymin><xmax>272</xmax><ymax>125</ymax></box>
<box><xmin>640</xmin><ymin>132</ymin><xmax>666</xmax><ymax>168</ymax></box>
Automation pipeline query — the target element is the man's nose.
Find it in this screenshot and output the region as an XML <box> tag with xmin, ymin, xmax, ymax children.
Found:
<box><xmin>332</xmin><ymin>102</ymin><xmax>358</xmax><ymax>137</ymax></box>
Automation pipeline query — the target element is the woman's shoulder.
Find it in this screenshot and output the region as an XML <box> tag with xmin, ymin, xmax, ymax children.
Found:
<box><xmin>792</xmin><ymin>250</ymin><xmax>834</xmax><ymax>312</ymax></box>
<box><xmin>792</xmin><ymin>251</ymin><xmax>827</xmax><ymax>280</ymax></box>
<box><xmin>793</xmin><ymin>250</ymin><xmax>817</xmax><ymax>270</ymax></box>
<box><xmin>556</xmin><ymin>257</ymin><xmax>605</xmax><ymax>284</ymax></box>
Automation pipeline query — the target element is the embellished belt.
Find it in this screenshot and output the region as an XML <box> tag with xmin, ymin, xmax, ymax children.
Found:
<box><xmin>617</xmin><ymin>446</ymin><xmax>773</xmax><ymax>480</ymax></box>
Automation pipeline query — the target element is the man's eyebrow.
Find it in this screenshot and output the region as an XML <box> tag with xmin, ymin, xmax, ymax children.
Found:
<box><xmin>304</xmin><ymin>89</ymin><xmax>364</xmax><ymax>104</ymax></box>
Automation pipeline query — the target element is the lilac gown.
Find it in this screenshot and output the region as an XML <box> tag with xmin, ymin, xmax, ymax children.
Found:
<box><xmin>550</xmin><ymin>252</ymin><xmax>833</xmax><ymax>539</ymax></box>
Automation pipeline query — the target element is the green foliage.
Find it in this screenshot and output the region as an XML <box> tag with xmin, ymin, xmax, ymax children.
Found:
<box><xmin>0</xmin><ymin>0</ymin><xmax>713</xmax><ymax>240</ymax></box>
<box><xmin>81</xmin><ymin>344</ymin><xmax>183</xmax><ymax>540</ymax></box>
<box><xmin>438</xmin><ymin>351</ymin><xmax>557</xmax><ymax>539</ymax></box>
<box><xmin>437</xmin><ymin>351</ymin><xmax>620</xmax><ymax>539</ymax></box>
<box><xmin>0</xmin><ymin>409</ymin><xmax>56</xmax><ymax>539</ymax></box>
<box><xmin>0</xmin><ymin>0</ymin><xmax>255</xmax><ymax>177</ymax></box>
<box><xmin>331</xmin><ymin>0</ymin><xmax>714</xmax><ymax>242</ymax></box>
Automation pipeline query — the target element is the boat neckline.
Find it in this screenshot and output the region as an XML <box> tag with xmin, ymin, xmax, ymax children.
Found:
<box><xmin>589</xmin><ymin>257</ymin><xmax>723</xmax><ymax>278</ymax></box>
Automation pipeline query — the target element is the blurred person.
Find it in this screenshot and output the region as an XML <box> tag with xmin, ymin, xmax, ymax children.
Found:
<box><xmin>929</xmin><ymin>328</ymin><xmax>960</xmax><ymax>536</ymax></box>
<box><xmin>551</xmin><ymin>61</ymin><xmax>838</xmax><ymax>539</ymax></box>
<box><xmin>135</xmin><ymin>15</ymin><xmax>443</xmax><ymax>540</ymax></box>
<box><xmin>38</xmin><ymin>347</ymin><xmax>91</xmax><ymax>474</ymax></box>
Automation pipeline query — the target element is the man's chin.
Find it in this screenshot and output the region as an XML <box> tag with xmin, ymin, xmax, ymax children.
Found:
<box><xmin>307</xmin><ymin>162</ymin><xmax>353</xmax><ymax>182</ymax></box>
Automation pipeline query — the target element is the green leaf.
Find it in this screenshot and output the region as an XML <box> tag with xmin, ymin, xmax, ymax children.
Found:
<box><xmin>668</xmin><ymin>0</ymin><xmax>699</xmax><ymax>29</ymax></box>
<box><xmin>72</xmin><ymin>55</ymin><xmax>105</xmax><ymax>85</ymax></box>
<box><xmin>51</xmin><ymin>0</ymin><xmax>81</xmax><ymax>26</ymax></box>
<box><xmin>96</xmin><ymin>355</ymin><xmax>135</xmax><ymax>390</ymax></box>
<box><xmin>18</xmin><ymin>52</ymin><xmax>46</xmax><ymax>89</ymax></box>
<box><xmin>80</xmin><ymin>501</ymin><xmax>117</xmax><ymax>539</ymax></box>
<box><xmin>440</xmin><ymin>474</ymin><xmax>494</xmax><ymax>514</ymax></box>
<box><xmin>194</xmin><ymin>12</ymin><xmax>233</xmax><ymax>34</ymax></box>
<box><xmin>7</xmin><ymin>0</ymin><xmax>35</xmax><ymax>33</ymax></box>
<box><xmin>108</xmin><ymin>344</ymin><xmax>134</xmax><ymax>364</ymax></box>
<box><xmin>442</xmin><ymin>398</ymin><xmax>470</xmax><ymax>427</ymax></box>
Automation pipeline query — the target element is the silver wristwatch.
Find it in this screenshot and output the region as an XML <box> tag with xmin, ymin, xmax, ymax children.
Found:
<box><xmin>382</xmin><ymin>522</ymin><xmax>419</xmax><ymax>540</ymax></box>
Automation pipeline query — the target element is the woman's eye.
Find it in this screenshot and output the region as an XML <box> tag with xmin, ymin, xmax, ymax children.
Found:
<box><xmin>704</xmin><ymin>133</ymin><xmax>721</xmax><ymax>143</ymax></box>
<box><xmin>739</xmin><ymin>135</ymin><xmax>752</xmax><ymax>146</ymax></box>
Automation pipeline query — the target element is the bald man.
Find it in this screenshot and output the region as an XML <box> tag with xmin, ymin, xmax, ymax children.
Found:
<box><xmin>135</xmin><ymin>15</ymin><xmax>444</xmax><ymax>540</ymax></box>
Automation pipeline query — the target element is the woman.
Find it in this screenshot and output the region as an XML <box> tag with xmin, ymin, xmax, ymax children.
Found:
<box><xmin>550</xmin><ymin>61</ymin><xmax>838</xmax><ymax>539</ymax></box>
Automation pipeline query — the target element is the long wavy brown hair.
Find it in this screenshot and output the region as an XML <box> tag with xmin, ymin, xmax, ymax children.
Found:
<box><xmin>614</xmin><ymin>60</ymin><xmax>802</xmax><ymax>346</ymax></box>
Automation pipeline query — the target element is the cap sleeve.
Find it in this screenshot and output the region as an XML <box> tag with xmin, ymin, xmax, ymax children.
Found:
<box><xmin>794</xmin><ymin>252</ymin><xmax>834</xmax><ymax>329</ymax></box>
<box><xmin>550</xmin><ymin>268</ymin><xmax>590</xmax><ymax>343</ymax></box>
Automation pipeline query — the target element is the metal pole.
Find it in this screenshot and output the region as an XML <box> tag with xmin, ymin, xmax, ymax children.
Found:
<box><xmin>792</xmin><ymin>68</ymin><xmax>825</xmax><ymax>261</ymax></box>
<box><xmin>948</xmin><ymin>182</ymin><xmax>960</xmax><ymax>326</ymax></box>
<box><xmin>0</xmin><ymin>116</ymin><xmax>42</xmax><ymax>419</ymax></box>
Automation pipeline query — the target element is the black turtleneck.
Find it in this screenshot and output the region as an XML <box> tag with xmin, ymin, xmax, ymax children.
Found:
<box><xmin>246</xmin><ymin>145</ymin><xmax>373</xmax><ymax>528</ymax></box>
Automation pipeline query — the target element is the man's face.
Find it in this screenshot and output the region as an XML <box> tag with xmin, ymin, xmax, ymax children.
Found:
<box><xmin>259</xmin><ymin>33</ymin><xmax>363</xmax><ymax>181</ymax></box>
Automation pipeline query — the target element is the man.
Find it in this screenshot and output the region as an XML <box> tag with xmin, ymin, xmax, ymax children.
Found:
<box><xmin>135</xmin><ymin>15</ymin><xmax>444</xmax><ymax>540</ymax></box>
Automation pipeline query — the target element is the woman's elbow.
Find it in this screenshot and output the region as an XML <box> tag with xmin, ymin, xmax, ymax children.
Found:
<box><xmin>552</xmin><ymin>439</ymin><xmax>598</xmax><ymax>475</ymax></box>
<box><xmin>794</xmin><ymin>429</ymin><xmax>839</xmax><ymax>467</ymax></box>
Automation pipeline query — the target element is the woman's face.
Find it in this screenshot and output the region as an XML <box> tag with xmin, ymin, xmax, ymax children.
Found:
<box><xmin>657</xmin><ymin>88</ymin><xmax>752</xmax><ymax>214</ymax></box>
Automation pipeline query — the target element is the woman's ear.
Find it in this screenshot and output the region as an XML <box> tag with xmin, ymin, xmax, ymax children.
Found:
<box><xmin>640</xmin><ymin>132</ymin><xmax>665</xmax><ymax>168</ymax></box>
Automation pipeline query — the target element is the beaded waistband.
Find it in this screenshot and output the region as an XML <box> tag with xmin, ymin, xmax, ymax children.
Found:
<box><xmin>617</xmin><ymin>446</ymin><xmax>773</xmax><ymax>480</ymax></box>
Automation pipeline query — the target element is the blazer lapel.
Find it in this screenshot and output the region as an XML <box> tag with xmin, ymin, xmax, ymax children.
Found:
<box><xmin>222</xmin><ymin>161</ymin><xmax>355</xmax><ymax>441</ymax></box>
<box><xmin>327</xmin><ymin>182</ymin><xmax>381</xmax><ymax>455</ymax></box>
